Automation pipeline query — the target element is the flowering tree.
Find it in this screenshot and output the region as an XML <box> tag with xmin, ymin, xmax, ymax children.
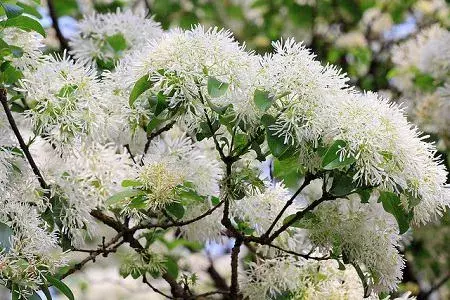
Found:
<box><xmin>0</xmin><ymin>2</ymin><xmax>449</xmax><ymax>300</ymax></box>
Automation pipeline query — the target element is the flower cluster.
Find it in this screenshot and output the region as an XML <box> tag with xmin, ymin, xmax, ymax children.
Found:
<box><xmin>18</xmin><ymin>53</ymin><xmax>100</xmax><ymax>153</ymax></box>
<box><xmin>69</xmin><ymin>9</ymin><xmax>163</xmax><ymax>69</ymax></box>
<box><xmin>391</xmin><ymin>25</ymin><xmax>450</xmax><ymax>148</ymax></box>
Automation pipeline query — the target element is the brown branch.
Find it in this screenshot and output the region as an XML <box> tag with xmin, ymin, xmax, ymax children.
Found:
<box><xmin>47</xmin><ymin>0</ymin><xmax>69</xmax><ymax>51</ymax></box>
<box><xmin>418</xmin><ymin>273</ymin><xmax>450</xmax><ymax>300</ymax></box>
<box><xmin>0</xmin><ymin>89</ymin><xmax>49</xmax><ymax>192</ymax></box>
<box><xmin>132</xmin><ymin>200</ymin><xmax>224</xmax><ymax>231</ymax></box>
<box><xmin>261</xmin><ymin>173</ymin><xmax>317</xmax><ymax>239</ymax></box>
<box><xmin>124</xmin><ymin>144</ymin><xmax>136</xmax><ymax>164</ymax></box>
<box><xmin>60</xmin><ymin>233</ymin><xmax>125</xmax><ymax>279</ymax></box>
<box><xmin>206</xmin><ymin>263</ymin><xmax>229</xmax><ymax>292</ymax></box>
<box><xmin>352</xmin><ymin>262</ymin><xmax>370</xmax><ymax>298</ymax></box>
<box><xmin>230</xmin><ymin>237</ymin><xmax>243</xmax><ymax>300</ymax></box>
<box><xmin>267</xmin><ymin>195</ymin><xmax>334</xmax><ymax>243</ymax></box>
<box><xmin>143</xmin><ymin>275</ymin><xmax>174</xmax><ymax>299</ymax></box>
<box><xmin>266</xmin><ymin>243</ymin><xmax>331</xmax><ymax>261</ymax></box>
<box><xmin>90</xmin><ymin>209</ymin><xmax>125</xmax><ymax>232</ymax></box>
<box><xmin>141</xmin><ymin>121</ymin><xmax>176</xmax><ymax>164</ymax></box>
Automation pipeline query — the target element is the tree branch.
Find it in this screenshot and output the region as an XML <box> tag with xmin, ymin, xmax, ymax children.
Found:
<box><xmin>0</xmin><ymin>89</ymin><xmax>49</xmax><ymax>192</ymax></box>
<box><xmin>141</xmin><ymin>121</ymin><xmax>176</xmax><ymax>164</ymax></box>
<box><xmin>261</xmin><ymin>173</ymin><xmax>317</xmax><ymax>240</ymax></box>
<box><xmin>131</xmin><ymin>199</ymin><xmax>224</xmax><ymax>231</ymax></box>
<box><xmin>230</xmin><ymin>237</ymin><xmax>243</xmax><ymax>300</ymax></box>
<box><xmin>418</xmin><ymin>273</ymin><xmax>450</xmax><ymax>300</ymax></box>
<box><xmin>143</xmin><ymin>275</ymin><xmax>174</xmax><ymax>299</ymax></box>
<box><xmin>267</xmin><ymin>194</ymin><xmax>335</xmax><ymax>243</ymax></box>
<box><xmin>60</xmin><ymin>233</ymin><xmax>125</xmax><ymax>279</ymax></box>
<box><xmin>47</xmin><ymin>0</ymin><xmax>69</xmax><ymax>51</ymax></box>
<box><xmin>266</xmin><ymin>243</ymin><xmax>331</xmax><ymax>261</ymax></box>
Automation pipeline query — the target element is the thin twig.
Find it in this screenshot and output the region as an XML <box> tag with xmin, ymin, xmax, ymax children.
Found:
<box><xmin>0</xmin><ymin>89</ymin><xmax>49</xmax><ymax>192</ymax></box>
<box><xmin>47</xmin><ymin>0</ymin><xmax>69</xmax><ymax>51</ymax></box>
<box><xmin>124</xmin><ymin>144</ymin><xmax>136</xmax><ymax>164</ymax></box>
<box><xmin>418</xmin><ymin>273</ymin><xmax>450</xmax><ymax>300</ymax></box>
<box><xmin>132</xmin><ymin>200</ymin><xmax>225</xmax><ymax>231</ymax></box>
<box><xmin>352</xmin><ymin>262</ymin><xmax>370</xmax><ymax>298</ymax></box>
<box><xmin>267</xmin><ymin>194</ymin><xmax>336</xmax><ymax>243</ymax></box>
<box><xmin>267</xmin><ymin>243</ymin><xmax>331</xmax><ymax>261</ymax></box>
<box><xmin>61</xmin><ymin>234</ymin><xmax>125</xmax><ymax>279</ymax></box>
<box><xmin>143</xmin><ymin>275</ymin><xmax>174</xmax><ymax>299</ymax></box>
<box><xmin>141</xmin><ymin>121</ymin><xmax>176</xmax><ymax>164</ymax></box>
<box><xmin>261</xmin><ymin>173</ymin><xmax>316</xmax><ymax>239</ymax></box>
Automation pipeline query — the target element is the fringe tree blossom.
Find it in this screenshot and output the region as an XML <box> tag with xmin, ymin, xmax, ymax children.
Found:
<box><xmin>69</xmin><ymin>9</ymin><xmax>163</xmax><ymax>69</ymax></box>
<box><xmin>1</xmin><ymin>28</ymin><xmax>42</xmax><ymax>71</ymax></box>
<box><xmin>391</xmin><ymin>25</ymin><xmax>450</xmax><ymax>148</ymax></box>
<box><xmin>240</xmin><ymin>257</ymin><xmax>366</xmax><ymax>299</ymax></box>
<box><xmin>18</xmin><ymin>53</ymin><xmax>100</xmax><ymax>153</ymax></box>
<box><xmin>299</xmin><ymin>195</ymin><xmax>404</xmax><ymax>292</ymax></box>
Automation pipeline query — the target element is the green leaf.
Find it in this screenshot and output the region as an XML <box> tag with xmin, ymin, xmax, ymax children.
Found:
<box><xmin>166</xmin><ymin>202</ymin><xmax>185</xmax><ymax>219</ymax></box>
<box><xmin>146</xmin><ymin>117</ymin><xmax>166</xmax><ymax>133</ymax></box>
<box><xmin>129</xmin><ymin>75</ymin><xmax>152</xmax><ymax>107</ymax></box>
<box><xmin>41</xmin><ymin>285</ymin><xmax>53</xmax><ymax>300</ymax></box>
<box><xmin>11</xmin><ymin>283</ymin><xmax>20</xmax><ymax>300</ymax></box>
<box><xmin>357</xmin><ymin>189</ymin><xmax>371</xmax><ymax>203</ymax></box>
<box><xmin>207</xmin><ymin>77</ymin><xmax>229</xmax><ymax>98</ymax></box>
<box><xmin>30</xmin><ymin>292</ymin><xmax>43</xmax><ymax>300</ymax></box>
<box><xmin>266</xmin><ymin>128</ymin><xmax>291</xmax><ymax>158</ymax></box>
<box><xmin>1</xmin><ymin>3</ymin><xmax>24</xmax><ymax>18</ymax></box>
<box><xmin>121</xmin><ymin>179</ymin><xmax>142</xmax><ymax>188</ymax></box>
<box><xmin>44</xmin><ymin>275</ymin><xmax>74</xmax><ymax>300</ymax></box>
<box><xmin>9</xmin><ymin>45</ymin><xmax>23</xmax><ymax>58</ymax></box>
<box><xmin>0</xmin><ymin>63</ymin><xmax>22</xmax><ymax>84</ymax></box>
<box><xmin>261</xmin><ymin>114</ymin><xmax>294</xmax><ymax>158</ymax></box>
<box><xmin>205</xmin><ymin>97</ymin><xmax>230</xmax><ymax>115</ymax></box>
<box><xmin>321</xmin><ymin>140</ymin><xmax>355</xmax><ymax>170</ymax></box>
<box><xmin>253</xmin><ymin>89</ymin><xmax>274</xmax><ymax>111</ymax></box>
<box><xmin>106</xmin><ymin>190</ymin><xmax>142</xmax><ymax>206</ymax></box>
<box><xmin>414</xmin><ymin>72</ymin><xmax>435</xmax><ymax>92</ymax></box>
<box><xmin>57</xmin><ymin>84</ymin><xmax>78</xmax><ymax>98</ymax></box>
<box><xmin>2</xmin><ymin>16</ymin><xmax>46</xmax><ymax>37</ymax></box>
<box><xmin>106</xmin><ymin>33</ymin><xmax>127</xmax><ymax>52</ymax></box>
<box><xmin>330</xmin><ymin>173</ymin><xmax>358</xmax><ymax>197</ymax></box>
<box><xmin>150</xmin><ymin>91</ymin><xmax>168</xmax><ymax>116</ymax></box>
<box><xmin>0</xmin><ymin>222</ymin><xmax>13</xmax><ymax>252</ymax></box>
<box><xmin>273</xmin><ymin>157</ymin><xmax>303</xmax><ymax>189</ymax></box>
<box><xmin>164</xmin><ymin>257</ymin><xmax>179</xmax><ymax>278</ymax></box>
<box><xmin>129</xmin><ymin>195</ymin><xmax>147</xmax><ymax>210</ymax></box>
<box><xmin>379</xmin><ymin>191</ymin><xmax>412</xmax><ymax>234</ymax></box>
<box><xmin>261</xmin><ymin>114</ymin><xmax>276</xmax><ymax>127</ymax></box>
<box><xmin>16</xmin><ymin>2</ymin><xmax>42</xmax><ymax>18</ymax></box>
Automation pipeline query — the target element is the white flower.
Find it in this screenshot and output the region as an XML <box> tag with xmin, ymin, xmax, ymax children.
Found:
<box><xmin>300</xmin><ymin>196</ymin><xmax>404</xmax><ymax>292</ymax></box>
<box><xmin>232</xmin><ymin>182</ymin><xmax>294</xmax><ymax>235</ymax></box>
<box><xmin>69</xmin><ymin>9</ymin><xmax>163</xmax><ymax>68</ymax></box>
<box><xmin>1</xmin><ymin>27</ymin><xmax>43</xmax><ymax>70</ymax></box>
<box><xmin>17</xmin><ymin>53</ymin><xmax>101</xmax><ymax>153</ymax></box>
<box><xmin>139</xmin><ymin>128</ymin><xmax>222</xmax><ymax>210</ymax></box>
<box><xmin>260</xmin><ymin>38</ymin><xmax>351</xmax><ymax>146</ymax></box>
<box><xmin>391</xmin><ymin>25</ymin><xmax>449</xmax><ymax>92</ymax></box>
<box><xmin>123</xmin><ymin>25</ymin><xmax>260</xmax><ymax>129</ymax></box>
<box><xmin>260</xmin><ymin>38</ymin><xmax>449</xmax><ymax>224</ymax></box>
<box><xmin>0</xmin><ymin>172</ymin><xmax>65</xmax><ymax>295</ymax></box>
<box><xmin>31</xmin><ymin>139</ymin><xmax>133</xmax><ymax>246</ymax></box>
<box><xmin>240</xmin><ymin>256</ymin><xmax>367</xmax><ymax>299</ymax></box>
<box><xmin>328</xmin><ymin>92</ymin><xmax>449</xmax><ymax>224</ymax></box>
<box><xmin>179</xmin><ymin>199</ymin><xmax>224</xmax><ymax>243</ymax></box>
